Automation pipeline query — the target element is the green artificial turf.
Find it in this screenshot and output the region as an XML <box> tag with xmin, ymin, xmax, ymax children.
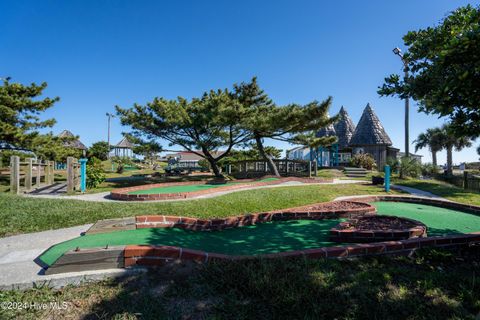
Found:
<box><xmin>39</xmin><ymin>219</ymin><xmax>342</xmax><ymax>266</ymax></box>
<box><xmin>374</xmin><ymin>201</ymin><xmax>480</xmax><ymax>236</ymax></box>
<box><xmin>128</xmin><ymin>177</ymin><xmax>279</xmax><ymax>195</ymax></box>
<box><xmin>39</xmin><ymin>201</ymin><xmax>480</xmax><ymax>267</ymax></box>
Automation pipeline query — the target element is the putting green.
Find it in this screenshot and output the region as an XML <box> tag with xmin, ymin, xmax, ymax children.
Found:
<box><xmin>374</xmin><ymin>201</ymin><xmax>480</xmax><ymax>236</ymax></box>
<box><xmin>128</xmin><ymin>177</ymin><xmax>279</xmax><ymax>195</ymax></box>
<box><xmin>39</xmin><ymin>218</ymin><xmax>342</xmax><ymax>266</ymax></box>
<box><xmin>38</xmin><ymin>201</ymin><xmax>480</xmax><ymax>267</ymax></box>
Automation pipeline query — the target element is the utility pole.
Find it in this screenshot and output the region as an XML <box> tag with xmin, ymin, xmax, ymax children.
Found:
<box><xmin>106</xmin><ymin>112</ymin><xmax>115</xmax><ymax>158</ymax></box>
<box><xmin>393</xmin><ymin>47</ymin><xmax>410</xmax><ymax>157</ymax></box>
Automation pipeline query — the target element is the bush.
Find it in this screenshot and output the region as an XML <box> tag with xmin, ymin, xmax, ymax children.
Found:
<box><xmin>349</xmin><ymin>153</ymin><xmax>376</xmax><ymax>170</ymax></box>
<box><xmin>86</xmin><ymin>157</ymin><xmax>106</xmax><ymax>189</ymax></box>
<box><xmin>421</xmin><ymin>163</ymin><xmax>439</xmax><ymax>176</ymax></box>
<box><xmin>398</xmin><ymin>156</ymin><xmax>422</xmax><ymax>179</ymax></box>
<box><xmin>111</xmin><ymin>156</ymin><xmax>133</xmax><ymax>174</ymax></box>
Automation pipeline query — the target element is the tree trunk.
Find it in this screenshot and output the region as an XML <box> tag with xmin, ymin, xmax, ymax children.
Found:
<box><xmin>446</xmin><ymin>146</ymin><xmax>453</xmax><ymax>176</ymax></box>
<box><xmin>254</xmin><ymin>135</ymin><xmax>280</xmax><ymax>177</ymax></box>
<box><xmin>205</xmin><ymin>156</ymin><xmax>222</xmax><ymax>178</ymax></box>
<box><xmin>431</xmin><ymin>151</ymin><xmax>437</xmax><ymax>167</ymax></box>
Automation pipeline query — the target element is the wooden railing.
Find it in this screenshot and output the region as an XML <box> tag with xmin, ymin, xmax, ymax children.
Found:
<box><xmin>229</xmin><ymin>159</ymin><xmax>315</xmax><ymax>178</ymax></box>
<box><xmin>9</xmin><ymin>156</ymin><xmax>55</xmax><ymax>194</ymax></box>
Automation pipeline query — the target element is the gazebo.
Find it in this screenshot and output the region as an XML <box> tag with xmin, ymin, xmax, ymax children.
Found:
<box><xmin>112</xmin><ymin>137</ymin><xmax>135</xmax><ymax>158</ymax></box>
<box><xmin>58</xmin><ymin>130</ymin><xmax>87</xmax><ymax>156</ymax></box>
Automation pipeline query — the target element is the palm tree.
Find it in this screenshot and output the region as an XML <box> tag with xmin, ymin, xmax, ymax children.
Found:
<box><xmin>414</xmin><ymin>127</ymin><xmax>443</xmax><ymax>167</ymax></box>
<box><xmin>437</xmin><ymin>124</ymin><xmax>472</xmax><ymax>176</ymax></box>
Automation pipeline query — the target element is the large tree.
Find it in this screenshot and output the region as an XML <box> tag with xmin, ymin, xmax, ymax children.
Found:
<box><xmin>378</xmin><ymin>5</ymin><xmax>480</xmax><ymax>138</ymax></box>
<box><xmin>413</xmin><ymin>127</ymin><xmax>443</xmax><ymax>167</ymax></box>
<box><xmin>88</xmin><ymin>141</ymin><xmax>110</xmax><ymax>161</ymax></box>
<box><xmin>232</xmin><ymin>78</ymin><xmax>337</xmax><ymax>176</ymax></box>
<box><xmin>0</xmin><ymin>78</ymin><xmax>59</xmax><ymax>149</ymax></box>
<box><xmin>116</xmin><ymin>89</ymin><xmax>249</xmax><ymax>177</ymax></box>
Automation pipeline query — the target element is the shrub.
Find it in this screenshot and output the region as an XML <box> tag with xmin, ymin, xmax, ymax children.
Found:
<box><xmin>111</xmin><ymin>156</ymin><xmax>133</xmax><ymax>174</ymax></box>
<box><xmin>86</xmin><ymin>157</ymin><xmax>106</xmax><ymax>188</ymax></box>
<box><xmin>398</xmin><ymin>156</ymin><xmax>422</xmax><ymax>179</ymax></box>
<box><xmin>421</xmin><ymin>163</ymin><xmax>439</xmax><ymax>176</ymax></box>
<box><xmin>349</xmin><ymin>153</ymin><xmax>376</xmax><ymax>170</ymax></box>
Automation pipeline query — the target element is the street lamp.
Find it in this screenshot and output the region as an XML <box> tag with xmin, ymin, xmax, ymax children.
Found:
<box><xmin>393</xmin><ymin>47</ymin><xmax>410</xmax><ymax>158</ymax></box>
<box><xmin>106</xmin><ymin>112</ymin><xmax>115</xmax><ymax>158</ymax></box>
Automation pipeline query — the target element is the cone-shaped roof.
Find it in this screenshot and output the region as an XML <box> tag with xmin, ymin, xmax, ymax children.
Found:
<box><xmin>58</xmin><ymin>130</ymin><xmax>87</xmax><ymax>150</ymax></box>
<box><xmin>333</xmin><ymin>106</ymin><xmax>356</xmax><ymax>148</ymax></box>
<box><xmin>315</xmin><ymin>114</ymin><xmax>336</xmax><ymax>138</ymax></box>
<box><xmin>349</xmin><ymin>104</ymin><xmax>392</xmax><ymax>146</ymax></box>
<box><xmin>115</xmin><ymin>136</ymin><xmax>135</xmax><ymax>148</ymax></box>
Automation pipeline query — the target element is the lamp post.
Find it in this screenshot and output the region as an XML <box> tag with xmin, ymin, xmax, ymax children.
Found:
<box><xmin>393</xmin><ymin>47</ymin><xmax>410</xmax><ymax>158</ymax></box>
<box><xmin>106</xmin><ymin>112</ymin><xmax>115</xmax><ymax>158</ymax></box>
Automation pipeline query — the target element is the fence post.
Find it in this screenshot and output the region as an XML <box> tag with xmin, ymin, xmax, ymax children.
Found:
<box><xmin>35</xmin><ymin>159</ymin><xmax>41</xmax><ymax>188</ymax></box>
<box><xmin>314</xmin><ymin>160</ymin><xmax>318</xmax><ymax>177</ymax></box>
<box><xmin>67</xmin><ymin>157</ymin><xmax>74</xmax><ymax>193</ymax></box>
<box><xmin>308</xmin><ymin>161</ymin><xmax>312</xmax><ymax>177</ymax></box>
<box><xmin>384</xmin><ymin>165</ymin><xmax>391</xmax><ymax>192</ymax></box>
<box><xmin>25</xmin><ymin>158</ymin><xmax>33</xmax><ymax>191</ymax></box>
<box><xmin>463</xmin><ymin>171</ymin><xmax>468</xmax><ymax>190</ymax></box>
<box><xmin>10</xmin><ymin>156</ymin><xmax>20</xmax><ymax>194</ymax></box>
<box><xmin>79</xmin><ymin>158</ymin><xmax>87</xmax><ymax>193</ymax></box>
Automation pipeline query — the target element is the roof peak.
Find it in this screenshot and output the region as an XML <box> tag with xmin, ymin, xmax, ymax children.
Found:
<box><xmin>349</xmin><ymin>104</ymin><xmax>392</xmax><ymax>146</ymax></box>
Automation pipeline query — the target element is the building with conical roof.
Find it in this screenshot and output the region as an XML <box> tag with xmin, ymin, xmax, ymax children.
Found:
<box><xmin>349</xmin><ymin>104</ymin><xmax>398</xmax><ymax>168</ymax></box>
<box><xmin>287</xmin><ymin>104</ymin><xmax>399</xmax><ymax>168</ymax></box>
<box><xmin>334</xmin><ymin>106</ymin><xmax>356</xmax><ymax>149</ymax></box>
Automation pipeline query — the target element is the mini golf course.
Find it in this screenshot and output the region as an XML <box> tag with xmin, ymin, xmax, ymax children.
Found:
<box><xmin>109</xmin><ymin>177</ymin><xmax>328</xmax><ymax>201</ymax></box>
<box><xmin>37</xmin><ymin>197</ymin><xmax>480</xmax><ymax>274</ymax></box>
<box><xmin>127</xmin><ymin>177</ymin><xmax>280</xmax><ymax>195</ymax></box>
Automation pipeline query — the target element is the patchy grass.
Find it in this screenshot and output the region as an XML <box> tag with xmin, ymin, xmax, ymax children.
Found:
<box><xmin>1</xmin><ymin>248</ymin><xmax>479</xmax><ymax>319</ymax></box>
<box><xmin>394</xmin><ymin>179</ymin><xmax>480</xmax><ymax>206</ymax></box>
<box><xmin>0</xmin><ymin>183</ymin><xmax>395</xmax><ymax>237</ymax></box>
<box><xmin>316</xmin><ymin>169</ymin><xmax>345</xmax><ymax>179</ymax></box>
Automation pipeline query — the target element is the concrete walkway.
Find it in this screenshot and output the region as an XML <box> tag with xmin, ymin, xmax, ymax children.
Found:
<box><xmin>391</xmin><ymin>184</ymin><xmax>445</xmax><ymax>199</ymax></box>
<box><xmin>0</xmin><ymin>224</ymin><xmax>143</xmax><ymax>290</ymax></box>
<box><xmin>23</xmin><ymin>179</ymin><xmax>365</xmax><ymax>203</ymax></box>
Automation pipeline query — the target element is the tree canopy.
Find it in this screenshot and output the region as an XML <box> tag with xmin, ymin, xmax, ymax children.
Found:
<box><xmin>116</xmin><ymin>89</ymin><xmax>249</xmax><ymax>177</ymax></box>
<box><xmin>232</xmin><ymin>77</ymin><xmax>337</xmax><ymax>175</ymax></box>
<box><xmin>88</xmin><ymin>141</ymin><xmax>110</xmax><ymax>161</ymax></box>
<box><xmin>378</xmin><ymin>5</ymin><xmax>480</xmax><ymax>138</ymax></box>
<box><xmin>0</xmin><ymin>78</ymin><xmax>59</xmax><ymax>149</ymax></box>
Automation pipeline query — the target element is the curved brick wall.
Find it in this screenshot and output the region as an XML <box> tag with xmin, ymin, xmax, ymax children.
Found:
<box><xmin>110</xmin><ymin>177</ymin><xmax>333</xmax><ymax>201</ymax></box>
<box><xmin>47</xmin><ymin>196</ymin><xmax>480</xmax><ymax>273</ymax></box>
<box><xmin>330</xmin><ymin>216</ymin><xmax>427</xmax><ymax>243</ymax></box>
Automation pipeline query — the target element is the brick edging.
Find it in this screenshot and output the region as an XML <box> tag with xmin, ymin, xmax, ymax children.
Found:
<box><xmin>122</xmin><ymin>233</ymin><xmax>480</xmax><ymax>267</ymax></box>
<box><xmin>329</xmin><ymin>216</ymin><xmax>427</xmax><ymax>243</ymax></box>
<box><xmin>340</xmin><ymin>195</ymin><xmax>480</xmax><ymax>215</ymax></box>
<box><xmin>135</xmin><ymin>201</ymin><xmax>376</xmax><ymax>230</ymax></box>
<box><xmin>110</xmin><ymin>177</ymin><xmax>333</xmax><ymax>201</ymax></box>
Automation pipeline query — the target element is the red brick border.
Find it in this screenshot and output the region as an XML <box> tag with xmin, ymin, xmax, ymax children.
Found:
<box><xmin>135</xmin><ymin>201</ymin><xmax>376</xmax><ymax>230</ymax></box>
<box><xmin>110</xmin><ymin>176</ymin><xmax>333</xmax><ymax>201</ymax></box>
<box><xmin>329</xmin><ymin>216</ymin><xmax>427</xmax><ymax>243</ymax></box>
<box><xmin>121</xmin><ymin>233</ymin><xmax>480</xmax><ymax>266</ymax></box>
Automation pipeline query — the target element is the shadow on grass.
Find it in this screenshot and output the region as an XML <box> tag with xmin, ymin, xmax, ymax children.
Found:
<box><xmin>76</xmin><ymin>247</ymin><xmax>480</xmax><ymax>319</ymax></box>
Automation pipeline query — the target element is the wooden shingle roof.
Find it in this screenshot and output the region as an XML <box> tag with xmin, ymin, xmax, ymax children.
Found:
<box><xmin>333</xmin><ymin>106</ymin><xmax>356</xmax><ymax>148</ymax></box>
<box><xmin>58</xmin><ymin>130</ymin><xmax>87</xmax><ymax>150</ymax></box>
<box><xmin>315</xmin><ymin>114</ymin><xmax>337</xmax><ymax>138</ymax></box>
<box><xmin>349</xmin><ymin>104</ymin><xmax>392</xmax><ymax>146</ymax></box>
<box><xmin>115</xmin><ymin>137</ymin><xmax>135</xmax><ymax>149</ymax></box>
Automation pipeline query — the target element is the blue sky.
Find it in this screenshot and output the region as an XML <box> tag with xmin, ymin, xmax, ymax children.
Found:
<box><xmin>1</xmin><ymin>0</ymin><xmax>478</xmax><ymax>164</ymax></box>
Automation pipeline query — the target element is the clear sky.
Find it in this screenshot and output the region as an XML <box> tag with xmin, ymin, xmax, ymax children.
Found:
<box><xmin>1</xmin><ymin>0</ymin><xmax>478</xmax><ymax>164</ymax></box>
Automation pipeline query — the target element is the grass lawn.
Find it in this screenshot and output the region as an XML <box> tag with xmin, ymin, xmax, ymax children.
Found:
<box><xmin>315</xmin><ymin>169</ymin><xmax>345</xmax><ymax>179</ymax></box>
<box><xmin>394</xmin><ymin>179</ymin><xmax>480</xmax><ymax>206</ymax></box>
<box><xmin>0</xmin><ymin>183</ymin><xmax>394</xmax><ymax>237</ymax></box>
<box><xmin>1</xmin><ymin>248</ymin><xmax>479</xmax><ymax>319</ymax></box>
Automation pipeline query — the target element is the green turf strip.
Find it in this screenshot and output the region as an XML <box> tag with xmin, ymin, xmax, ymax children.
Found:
<box><xmin>374</xmin><ymin>201</ymin><xmax>480</xmax><ymax>236</ymax></box>
<box><xmin>128</xmin><ymin>177</ymin><xmax>279</xmax><ymax>195</ymax></box>
<box><xmin>39</xmin><ymin>201</ymin><xmax>480</xmax><ymax>267</ymax></box>
<box><xmin>39</xmin><ymin>219</ymin><xmax>342</xmax><ymax>266</ymax></box>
